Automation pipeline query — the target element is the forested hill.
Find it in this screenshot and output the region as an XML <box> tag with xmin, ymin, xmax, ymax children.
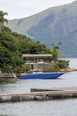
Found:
<box><xmin>8</xmin><ymin>1</ymin><xmax>77</xmax><ymax>57</ymax></box>
<box><xmin>0</xmin><ymin>27</ymin><xmax>51</xmax><ymax>72</ymax></box>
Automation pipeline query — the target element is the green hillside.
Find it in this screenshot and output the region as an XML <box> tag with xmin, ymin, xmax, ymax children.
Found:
<box><xmin>7</xmin><ymin>1</ymin><xmax>77</xmax><ymax>57</ymax></box>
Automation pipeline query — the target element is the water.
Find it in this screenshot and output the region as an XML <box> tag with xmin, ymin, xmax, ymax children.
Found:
<box><xmin>0</xmin><ymin>58</ymin><xmax>77</xmax><ymax>116</ymax></box>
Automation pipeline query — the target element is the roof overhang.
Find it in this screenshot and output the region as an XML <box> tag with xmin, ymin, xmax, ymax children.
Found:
<box><xmin>22</xmin><ymin>54</ymin><xmax>52</xmax><ymax>58</ymax></box>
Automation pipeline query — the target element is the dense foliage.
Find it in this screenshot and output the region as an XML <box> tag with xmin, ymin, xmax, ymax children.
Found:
<box><xmin>0</xmin><ymin>26</ymin><xmax>51</xmax><ymax>72</ymax></box>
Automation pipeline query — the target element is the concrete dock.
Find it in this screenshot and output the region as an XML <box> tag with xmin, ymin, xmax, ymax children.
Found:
<box><xmin>0</xmin><ymin>87</ymin><xmax>77</xmax><ymax>103</ymax></box>
<box><xmin>31</xmin><ymin>86</ymin><xmax>77</xmax><ymax>92</ymax></box>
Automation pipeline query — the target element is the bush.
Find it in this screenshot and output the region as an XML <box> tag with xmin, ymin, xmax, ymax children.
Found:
<box><xmin>2</xmin><ymin>65</ymin><xmax>13</xmax><ymax>73</ymax></box>
<box><xmin>47</xmin><ymin>59</ymin><xmax>69</xmax><ymax>72</ymax></box>
<box><xmin>47</xmin><ymin>64</ymin><xmax>60</xmax><ymax>72</ymax></box>
<box><xmin>57</xmin><ymin>60</ymin><xmax>70</xmax><ymax>69</ymax></box>
<box><xmin>15</xmin><ymin>66</ymin><xmax>30</xmax><ymax>73</ymax></box>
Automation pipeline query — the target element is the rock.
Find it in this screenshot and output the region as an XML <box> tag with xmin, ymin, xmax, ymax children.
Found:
<box><xmin>60</xmin><ymin>67</ymin><xmax>77</xmax><ymax>72</ymax></box>
<box><xmin>0</xmin><ymin>73</ymin><xmax>16</xmax><ymax>78</ymax></box>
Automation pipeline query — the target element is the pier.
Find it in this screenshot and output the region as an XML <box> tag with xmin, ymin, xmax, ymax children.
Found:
<box><xmin>0</xmin><ymin>87</ymin><xmax>77</xmax><ymax>103</ymax></box>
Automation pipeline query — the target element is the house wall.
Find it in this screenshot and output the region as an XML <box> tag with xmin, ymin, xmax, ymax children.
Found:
<box><xmin>25</xmin><ymin>62</ymin><xmax>55</xmax><ymax>72</ymax></box>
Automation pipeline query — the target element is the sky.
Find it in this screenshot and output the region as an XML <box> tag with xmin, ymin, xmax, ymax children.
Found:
<box><xmin>0</xmin><ymin>0</ymin><xmax>76</xmax><ymax>19</ymax></box>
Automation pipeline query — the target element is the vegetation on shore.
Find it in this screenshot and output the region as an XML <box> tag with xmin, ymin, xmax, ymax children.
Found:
<box><xmin>0</xmin><ymin>10</ymin><xmax>69</xmax><ymax>73</ymax></box>
<box><xmin>47</xmin><ymin>43</ymin><xmax>69</xmax><ymax>72</ymax></box>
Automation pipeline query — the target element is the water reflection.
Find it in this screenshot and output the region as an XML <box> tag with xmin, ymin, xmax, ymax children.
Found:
<box><xmin>0</xmin><ymin>78</ymin><xmax>17</xmax><ymax>84</ymax></box>
<box><xmin>0</xmin><ymin>115</ymin><xmax>8</xmax><ymax>116</ymax></box>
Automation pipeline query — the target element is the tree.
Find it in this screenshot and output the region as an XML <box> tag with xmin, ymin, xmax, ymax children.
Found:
<box><xmin>51</xmin><ymin>42</ymin><xmax>62</xmax><ymax>62</ymax></box>
<box><xmin>48</xmin><ymin>42</ymin><xmax>70</xmax><ymax>72</ymax></box>
<box><xmin>0</xmin><ymin>11</ymin><xmax>8</xmax><ymax>31</ymax></box>
<box><xmin>0</xmin><ymin>32</ymin><xmax>24</xmax><ymax>72</ymax></box>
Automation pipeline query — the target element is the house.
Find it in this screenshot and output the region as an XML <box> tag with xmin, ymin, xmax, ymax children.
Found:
<box><xmin>22</xmin><ymin>54</ymin><xmax>55</xmax><ymax>72</ymax></box>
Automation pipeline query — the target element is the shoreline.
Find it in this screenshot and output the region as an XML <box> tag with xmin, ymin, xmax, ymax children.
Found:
<box><xmin>0</xmin><ymin>67</ymin><xmax>77</xmax><ymax>78</ymax></box>
<box><xmin>60</xmin><ymin>67</ymin><xmax>77</xmax><ymax>72</ymax></box>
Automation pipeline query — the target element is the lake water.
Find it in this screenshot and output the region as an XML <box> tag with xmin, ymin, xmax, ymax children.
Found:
<box><xmin>0</xmin><ymin>58</ymin><xmax>77</xmax><ymax>116</ymax></box>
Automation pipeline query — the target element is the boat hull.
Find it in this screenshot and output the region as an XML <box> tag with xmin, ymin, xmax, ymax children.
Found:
<box><xmin>19</xmin><ymin>72</ymin><xmax>64</xmax><ymax>79</ymax></box>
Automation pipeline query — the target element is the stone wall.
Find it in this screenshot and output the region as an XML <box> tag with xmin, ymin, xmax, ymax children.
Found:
<box><xmin>0</xmin><ymin>73</ymin><xmax>16</xmax><ymax>78</ymax></box>
<box><xmin>25</xmin><ymin>62</ymin><xmax>55</xmax><ymax>72</ymax></box>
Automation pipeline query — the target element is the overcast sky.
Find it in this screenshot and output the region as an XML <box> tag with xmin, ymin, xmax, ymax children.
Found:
<box><xmin>0</xmin><ymin>0</ymin><xmax>76</xmax><ymax>19</ymax></box>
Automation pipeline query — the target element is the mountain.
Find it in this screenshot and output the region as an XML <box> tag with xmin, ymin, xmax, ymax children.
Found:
<box><xmin>7</xmin><ymin>1</ymin><xmax>77</xmax><ymax>57</ymax></box>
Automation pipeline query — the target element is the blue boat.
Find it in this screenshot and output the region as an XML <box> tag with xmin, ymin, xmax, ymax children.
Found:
<box><xmin>19</xmin><ymin>72</ymin><xmax>64</xmax><ymax>79</ymax></box>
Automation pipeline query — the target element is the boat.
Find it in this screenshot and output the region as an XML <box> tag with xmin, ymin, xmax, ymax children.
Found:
<box><xmin>19</xmin><ymin>72</ymin><xmax>64</xmax><ymax>79</ymax></box>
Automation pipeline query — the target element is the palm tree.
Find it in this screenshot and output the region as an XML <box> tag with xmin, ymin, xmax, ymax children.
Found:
<box><xmin>0</xmin><ymin>10</ymin><xmax>8</xmax><ymax>31</ymax></box>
